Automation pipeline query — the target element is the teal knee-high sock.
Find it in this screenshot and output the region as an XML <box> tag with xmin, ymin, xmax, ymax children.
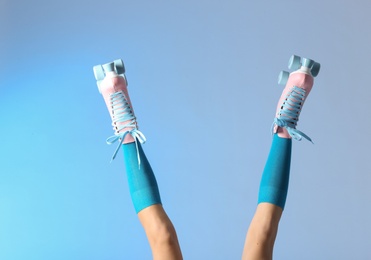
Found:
<box><xmin>258</xmin><ymin>134</ymin><xmax>292</xmax><ymax>209</ymax></box>
<box><xmin>122</xmin><ymin>142</ymin><xmax>162</xmax><ymax>213</ymax></box>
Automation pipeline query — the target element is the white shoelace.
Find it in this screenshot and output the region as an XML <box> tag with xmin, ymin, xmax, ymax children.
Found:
<box><xmin>272</xmin><ymin>86</ymin><xmax>313</xmax><ymax>143</ymax></box>
<box><xmin>106</xmin><ymin>91</ymin><xmax>146</xmax><ymax>164</ymax></box>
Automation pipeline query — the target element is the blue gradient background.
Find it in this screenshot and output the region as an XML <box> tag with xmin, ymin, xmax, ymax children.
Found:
<box><xmin>1</xmin><ymin>1</ymin><xmax>371</xmax><ymax>259</ymax></box>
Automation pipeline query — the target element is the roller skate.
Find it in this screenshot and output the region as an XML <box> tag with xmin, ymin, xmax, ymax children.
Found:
<box><xmin>93</xmin><ymin>59</ymin><xmax>146</xmax><ymax>162</ymax></box>
<box><xmin>273</xmin><ymin>55</ymin><xmax>321</xmax><ymax>142</ymax></box>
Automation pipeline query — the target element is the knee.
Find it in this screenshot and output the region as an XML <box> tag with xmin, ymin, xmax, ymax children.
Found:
<box><xmin>250</xmin><ymin>203</ymin><xmax>282</xmax><ymax>243</ymax></box>
<box><xmin>138</xmin><ymin>205</ymin><xmax>181</xmax><ymax>255</ymax></box>
<box><xmin>253</xmin><ymin>224</ymin><xmax>277</xmax><ymax>245</ymax></box>
<box><xmin>148</xmin><ymin>221</ymin><xmax>179</xmax><ymax>247</ymax></box>
<box><xmin>249</xmin><ymin>217</ymin><xmax>280</xmax><ymax>247</ymax></box>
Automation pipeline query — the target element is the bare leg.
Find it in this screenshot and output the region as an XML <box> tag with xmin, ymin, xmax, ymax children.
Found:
<box><xmin>138</xmin><ymin>205</ymin><xmax>183</xmax><ymax>260</ymax></box>
<box><xmin>242</xmin><ymin>203</ymin><xmax>282</xmax><ymax>259</ymax></box>
<box><xmin>93</xmin><ymin>60</ymin><xmax>182</xmax><ymax>259</ymax></box>
<box><xmin>242</xmin><ymin>134</ymin><xmax>290</xmax><ymax>260</ymax></box>
<box><xmin>124</xmin><ymin>142</ymin><xmax>183</xmax><ymax>260</ymax></box>
<box><xmin>242</xmin><ymin>55</ymin><xmax>320</xmax><ymax>259</ymax></box>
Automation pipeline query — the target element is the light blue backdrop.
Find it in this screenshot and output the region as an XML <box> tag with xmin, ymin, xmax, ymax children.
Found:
<box><xmin>1</xmin><ymin>0</ymin><xmax>370</xmax><ymax>259</ymax></box>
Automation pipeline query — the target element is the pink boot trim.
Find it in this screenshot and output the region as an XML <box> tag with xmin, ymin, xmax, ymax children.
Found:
<box><xmin>100</xmin><ymin>72</ymin><xmax>138</xmax><ymax>144</ymax></box>
<box><xmin>273</xmin><ymin>68</ymin><xmax>314</xmax><ymax>138</ymax></box>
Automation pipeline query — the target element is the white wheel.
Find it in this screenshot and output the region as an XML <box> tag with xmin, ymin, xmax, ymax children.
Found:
<box><xmin>114</xmin><ymin>59</ymin><xmax>125</xmax><ymax>75</ymax></box>
<box><xmin>301</xmin><ymin>58</ymin><xmax>314</xmax><ymax>69</ymax></box>
<box><xmin>278</xmin><ymin>71</ymin><xmax>290</xmax><ymax>85</ymax></box>
<box><xmin>123</xmin><ymin>74</ymin><xmax>128</xmax><ymax>86</ymax></box>
<box><xmin>288</xmin><ymin>55</ymin><xmax>301</xmax><ymax>70</ymax></box>
<box><xmin>103</xmin><ymin>62</ymin><xmax>115</xmax><ymax>73</ymax></box>
<box><xmin>93</xmin><ymin>65</ymin><xmax>105</xmax><ymax>81</ymax></box>
<box><xmin>311</xmin><ymin>61</ymin><xmax>320</xmax><ymax>77</ymax></box>
<box><xmin>96</xmin><ymin>81</ymin><xmax>102</xmax><ymax>94</ymax></box>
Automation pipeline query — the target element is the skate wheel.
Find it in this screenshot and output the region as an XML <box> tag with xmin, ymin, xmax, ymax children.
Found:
<box><xmin>278</xmin><ymin>71</ymin><xmax>290</xmax><ymax>85</ymax></box>
<box><xmin>103</xmin><ymin>62</ymin><xmax>115</xmax><ymax>73</ymax></box>
<box><xmin>288</xmin><ymin>55</ymin><xmax>301</xmax><ymax>70</ymax></box>
<box><xmin>93</xmin><ymin>65</ymin><xmax>105</xmax><ymax>81</ymax></box>
<box><xmin>96</xmin><ymin>81</ymin><xmax>102</xmax><ymax>94</ymax></box>
<box><xmin>123</xmin><ymin>74</ymin><xmax>128</xmax><ymax>86</ymax></box>
<box><xmin>311</xmin><ymin>61</ymin><xmax>321</xmax><ymax>77</ymax></box>
<box><xmin>114</xmin><ymin>59</ymin><xmax>125</xmax><ymax>75</ymax></box>
<box><xmin>301</xmin><ymin>57</ymin><xmax>314</xmax><ymax>69</ymax></box>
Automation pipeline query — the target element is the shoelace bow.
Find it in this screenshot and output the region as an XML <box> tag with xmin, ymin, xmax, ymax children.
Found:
<box><xmin>272</xmin><ymin>86</ymin><xmax>313</xmax><ymax>143</ymax></box>
<box><xmin>106</xmin><ymin>91</ymin><xmax>146</xmax><ymax>164</ymax></box>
